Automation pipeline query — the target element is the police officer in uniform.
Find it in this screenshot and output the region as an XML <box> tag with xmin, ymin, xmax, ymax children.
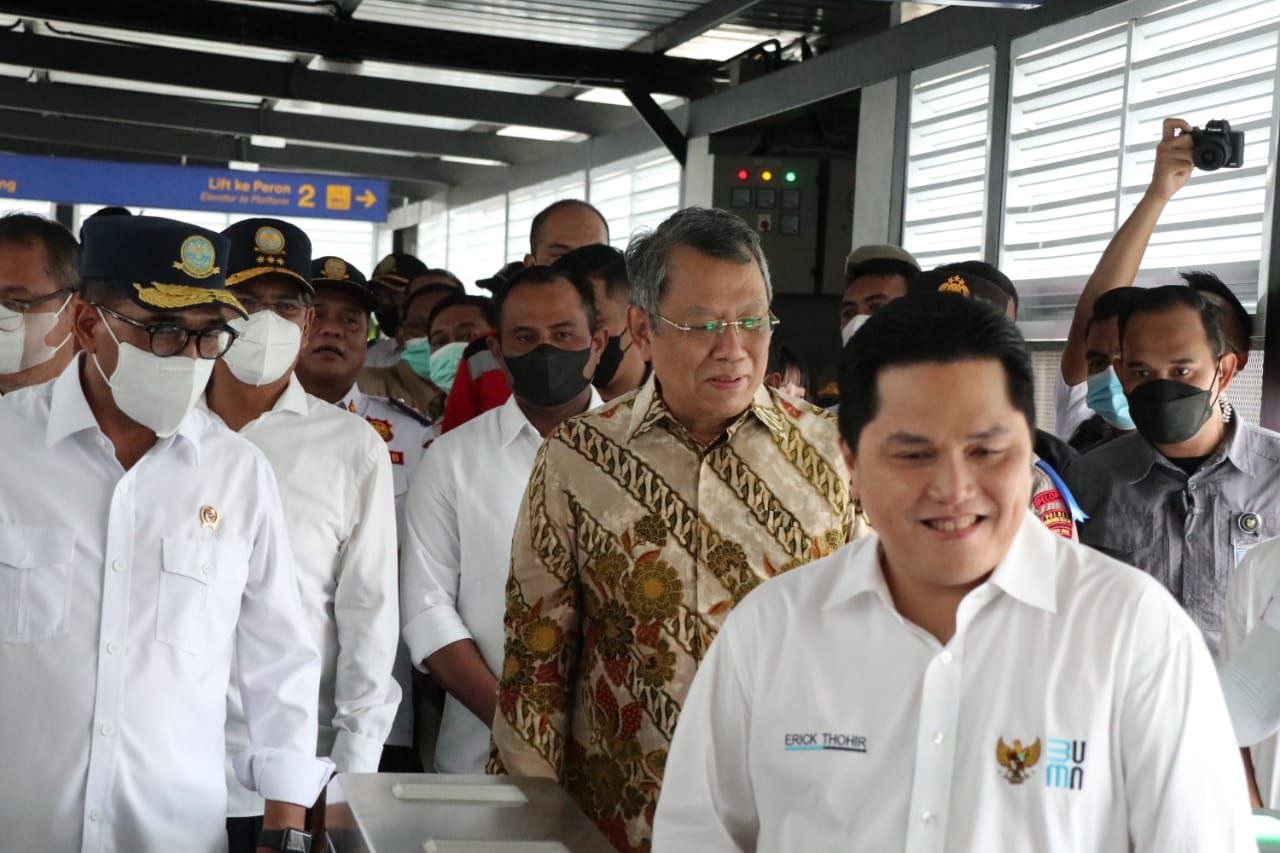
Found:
<box><xmin>0</xmin><ymin>216</ymin><xmax>328</xmax><ymax>853</ymax></box>
<box><xmin>207</xmin><ymin>220</ymin><xmax>402</xmax><ymax>850</ymax></box>
<box><xmin>367</xmin><ymin>251</ymin><xmax>430</xmax><ymax>368</ymax></box>
<box><xmin>295</xmin><ymin>254</ymin><xmax>431</xmax><ymax>770</ymax></box>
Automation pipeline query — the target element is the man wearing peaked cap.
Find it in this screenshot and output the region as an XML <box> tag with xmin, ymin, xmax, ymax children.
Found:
<box><xmin>295</xmin><ymin>253</ymin><xmax>432</xmax><ymax>771</ymax></box>
<box><xmin>368</xmin><ymin>252</ymin><xmax>429</xmax><ymax>367</ymax></box>
<box><xmin>207</xmin><ymin>220</ymin><xmax>401</xmax><ymax>852</ymax></box>
<box><xmin>908</xmin><ymin>268</ymin><xmax>1016</xmax><ymax>319</ymax></box>
<box><xmin>0</xmin><ymin>215</ymin><xmax>330</xmax><ymax>853</ymax></box>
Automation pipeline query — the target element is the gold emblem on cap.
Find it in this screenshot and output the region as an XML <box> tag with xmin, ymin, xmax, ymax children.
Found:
<box><xmin>938</xmin><ymin>275</ymin><xmax>970</xmax><ymax>297</ymax></box>
<box><xmin>199</xmin><ymin>505</ymin><xmax>220</xmax><ymax>531</ymax></box>
<box><xmin>174</xmin><ymin>235</ymin><xmax>220</xmax><ymax>280</ymax></box>
<box><xmin>374</xmin><ymin>256</ymin><xmax>397</xmax><ymax>276</ymax></box>
<box><xmin>253</xmin><ymin>226</ymin><xmax>286</xmax><ymax>265</ymax></box>
<box><xmin>323</xmin><ymin>257</ymin><xmax>348</xmax><ymax>280</ymax></box>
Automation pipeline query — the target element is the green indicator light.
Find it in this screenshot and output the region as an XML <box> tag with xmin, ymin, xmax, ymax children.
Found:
<box><xmin>784</xmin><ymin>170</ymin><xmax>798</xmax><ymax>183</ymax></box>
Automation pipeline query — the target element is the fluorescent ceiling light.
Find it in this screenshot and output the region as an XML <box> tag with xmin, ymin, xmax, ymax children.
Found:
<box><xmin>438</xmin><ymin>154</ymin><xmax>508</xmax><ymax>167</ymax></box>
<box><xmin>229</xmin><ymin>160</ymin><xmax>260</xmax><ymax>172</ymax></box>
<box><xmin>495</xmin><ymin>125</ymin><xmax>582</xmax><ymax>142</ymax></box>
<box><xmin>250</xmin><ymin>134</ymin><xmax>287</xmax><ymax>149</ymax></box>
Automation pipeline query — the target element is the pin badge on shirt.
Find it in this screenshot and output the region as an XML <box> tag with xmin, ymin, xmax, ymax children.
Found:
<box><xmin>199</xmin><ymin>505</ymin><xmax>220</xmax><ymax>531</ymax></box>
<box><xmin>1239</xmin><ymin>512</ymin><xmax>1261</xmax><ymax>535</ymax></box>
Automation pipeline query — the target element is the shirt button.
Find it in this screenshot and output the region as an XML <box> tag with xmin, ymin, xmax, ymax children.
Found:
<box><xmin>112</xmin><ymin>560</ymin><xmax>125</xmax><ymax>573</ymax></box>
<box><xmin>201</xmin><ymin>563</ymin><xmax>212</xmax><ymax>577</ymax></box>
<box><xmin>1187</xmin><ymin>533</ymin><xmax>1197</xmax><ymax>543</ymax></box>
<box><xmin>89</xmin><ymin>808</ymin><xmax>102</xmax><ymax>822</ymax></box>
<box><xmin>96</xmin><ymin>437</ymin><xmax>108</xmax><ymax>449</ymax></box>
<box><xmin>939</xmin><ymin>651</ymin><xmax>953</xmax><ymax>664</ymax></box>
<box><xmin>921</xmin><ymin>811</ymin><xmax>935</xmax><ymax>825</ymax></box>
<box><xmin>1188</xmin><ymin>482</ymin><xmax>1197</xmax><ymax>490</ymax></box>
<box><xmin>106</xmin><ymin>642</ymin><xmax>120</xmax><ymax>655</ymax></box>
<box><xmin>932</xmin><ymin>731</ymin><xmax>945</xmax><ymax>745</ymax></box>
<box><xmin>99</xmin><ymin>723</ymin><xmax>115</xmax><ymax>737</ymax></box>
<box><xmin>118</xmin><ymin>481</ymin><xmax>129</xmax><ymax>494</ymax></box>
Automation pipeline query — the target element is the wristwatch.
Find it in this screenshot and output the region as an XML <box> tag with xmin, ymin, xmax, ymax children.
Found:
<box><xmin>257</xmin><ymin>828</ymin><xmax>311</xmax><ymax>852</ymax></box>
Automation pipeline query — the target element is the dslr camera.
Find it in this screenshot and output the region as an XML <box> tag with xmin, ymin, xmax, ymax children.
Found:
<box><xmin>1191</xmin><ymin>120</ymin><xmax>1244</xmax><ymax>171</ymax></box>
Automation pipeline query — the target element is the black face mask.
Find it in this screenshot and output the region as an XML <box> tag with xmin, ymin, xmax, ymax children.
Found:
<box><xmin>592</xmin><ymin>333</ymin><xmax>632</xmax><ymax>389</ymax></box>
<box><xmin>504</xmin><ymin>343</ymin><xmax>592</xmax><ymax>408</ymax></box>
<box><xmin>1126</xmin><ymin>374</ymin><xmax>1218</xmax><ymax>445</ymax></box>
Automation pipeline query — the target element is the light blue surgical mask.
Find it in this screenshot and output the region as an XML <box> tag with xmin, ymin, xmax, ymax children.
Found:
<box><xmin>428</xmin><ymin>341</ymin><xmax>467</xmax><ymax>393</ymax></box>
<box><xmin>1085</xmin><ymin>366</ymin><xmax>1136</xmax><ymax>431</ymax></box>
<box><xmin>401</xmin><ymin>336</ymin><xmax>432</xmax><ymax>380</ymax></box>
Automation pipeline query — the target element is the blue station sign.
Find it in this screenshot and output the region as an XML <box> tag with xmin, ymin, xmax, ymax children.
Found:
<box><xmin>0</xmin><ymin>153</ymin><xmax>389</xmax><ymax>222</ymax></box>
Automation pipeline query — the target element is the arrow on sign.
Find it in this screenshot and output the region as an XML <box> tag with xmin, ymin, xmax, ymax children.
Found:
<box><xmin>357</xmin><ymin>189</ymin><xmax>377</xmax><ymax>209</ymax></box>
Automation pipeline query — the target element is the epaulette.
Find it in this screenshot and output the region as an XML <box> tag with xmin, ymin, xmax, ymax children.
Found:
<box><xmin>388</xmin><ymin>395</ymin><xmax>433</xmax><ymax>427</ymax></box>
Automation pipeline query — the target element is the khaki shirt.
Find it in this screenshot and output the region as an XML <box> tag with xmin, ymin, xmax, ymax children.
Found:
<box><xmin>1067</xmin><ymin>419</ymin><xmax>1280</xmax><ymax>656</ymax></box>
<box><xmin>490</xmin><ymin>378</ymin><xmax>854</xmax><ymax>850</ymax></box>
<box><xmin>358</xmin><ymin>360</ymin><xmax>446</xmax><ymax>423</ymax></box>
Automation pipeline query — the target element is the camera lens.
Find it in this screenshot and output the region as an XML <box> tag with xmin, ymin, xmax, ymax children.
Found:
<box><xmin>1194</xmin><ymin>139</ymin><xmax>1227</xmax><ymax>171</ymax></box>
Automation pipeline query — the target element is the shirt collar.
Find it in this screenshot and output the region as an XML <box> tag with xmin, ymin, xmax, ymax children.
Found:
<box><xmin>339</xmin><ymin>383</ymin><xmax>366</xmax><ymax>416</ymax></box>
<box><xmin>500</xmin><ymin>386</ymin><xmax>605</xmax><ymax>447</ymax></box>
<box><xmin>46</xmin><ymin>356</ymin><xmax>204</xmax><ymax>461</ymax></box>
<box><xmin>272</xmin><ymin>375</ymin><xmax>312</xmax><ymax>417</ymax></box>
<box><xmin>1116</xmin><ymin>419</ymin><xmax>1255</xmax><ymax>482</ymax></box>
<box><xmin>625</xmin><ymin>375</ymin><xmax>785</xmax><ymax>444</ymax></box>
<box><xmin>824</xmin><ymin>511</ymin><xmax>1058</xmax><ymax>616</ymax></box>
<box><xmin>1221</xmin><ymin>418</ymin><xmax>1260</xmax><ymax>476</ymax></box>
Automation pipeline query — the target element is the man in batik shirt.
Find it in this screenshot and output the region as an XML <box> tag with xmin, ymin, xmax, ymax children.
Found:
<box><xmin>490</xmin><ymin>207</ymin><xmax>855</xmax><ymax>850</ymax></box>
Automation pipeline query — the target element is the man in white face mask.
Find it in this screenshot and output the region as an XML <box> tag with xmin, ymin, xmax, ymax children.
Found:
<box><xmin>207</xmin><ymin>219</ymin><xmax>402</xmax><ymax>852</ymax></box>
<box><xmin>0</xmin><ymin>215</ymin><xmax>330</xmax><ymax>853</ymax></box>
<box><xmin>838</xmin><ymin>244</ymin><xmax>920</xmax><ymax>347</ymax></box>
<box><xmin>0</xmin><ymin>212</ymin><xmax>81</xmax><ymax>394</ymax></box>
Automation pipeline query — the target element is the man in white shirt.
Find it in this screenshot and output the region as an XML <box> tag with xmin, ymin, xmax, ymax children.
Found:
<box><xmin>402</xmin><ymin>264</ymin><xmax>606</xmax><ymax>773</ymax></box>
<box><xmin>207</xmin><ymin>219</ymin><xmax>401</xmax><ymax>850</ymax></box>
<box><xmin>0</xmin><ymin>216</ymin><xmax>329</xmax><ymax>853</ymax></box>
<box><xmin>1222</xmin><ymin>537</ymin><xmax>1280</xmax><ymax>808</ymax></box>
<box><xmin>655</xmin><ymin>292</ymin><xmax>1252</xmax><ymax>852</ymax></box>
<box><xmin>296</xmin><ymin>254</ymin><xmax>431</xmax><ymax>769</ymax></box>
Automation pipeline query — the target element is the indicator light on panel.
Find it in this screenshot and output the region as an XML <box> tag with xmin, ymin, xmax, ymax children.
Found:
<box><xmin>784</xmin><ymin>170</ymin><xmax>798</xmax><ymax>183</ymax></box>
<box><xmin>736</xmin><ymin>168</ymin><xmax>750</xmax><ymax>181</ymax></box>
<box><xmin>760</xmin><ymin>169</ymin><xmax>774</xmax><ymax>182</ymax></box>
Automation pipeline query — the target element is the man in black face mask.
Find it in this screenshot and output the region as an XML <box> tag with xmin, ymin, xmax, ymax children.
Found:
<box><xmin>398</xmin><ymin>265</ymin><xmax>605</xmax><ymax>774</ymax></box>
<box><xmin>553</xmin><ymin>244</ymin><xmax>649</xmax><ymax>400</ymax></box>
<box><xmin>1067</xmin><ymin>285</ymin><xmax>1280</xmax><ymax>657</ymax></box>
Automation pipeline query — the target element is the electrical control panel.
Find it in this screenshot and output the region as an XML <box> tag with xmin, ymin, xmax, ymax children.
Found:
<box><xmin>711</xmin><ymin>157</ymin><xmax>823</xmax><ymax>295</ymax></box>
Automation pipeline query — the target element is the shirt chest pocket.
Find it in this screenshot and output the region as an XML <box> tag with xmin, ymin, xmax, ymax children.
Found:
<box><xmin>1083</xmin><ymin>511</ymin><xmax>1149</xmax><ymax>565</ymax></box>
<box><xmin>0</xmin><ymin>525</ymin><xmax>76</xmax><ymax>644</ymax></box>
<box><xmin>157</xmin><ymin>537</ymin><xmax>251</xmax><ymax>655</ymax></box>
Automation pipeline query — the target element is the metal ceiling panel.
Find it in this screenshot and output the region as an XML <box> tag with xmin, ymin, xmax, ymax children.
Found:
<box><xmin>354</xmin><ymin>0</ymin><xmax>702</xmax><ymax>47</ymax></box>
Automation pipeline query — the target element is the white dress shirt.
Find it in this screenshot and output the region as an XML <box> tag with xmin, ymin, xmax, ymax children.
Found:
<box><xmin>401</xmin><ymin>391</ymin><xmax>602</xmax><ymax>773</ymax></box>
<box><xmin>210</xmin><ymin>376</ymin><xmax>401</xmax><ymax>816</ymax></box>
<box><xmin>654</xmin><ymin>512</ymin><xmax>1253</xmax><ymax>852</ymax></box>
<box><xmin>339</xmin><ymin>382</ymin><xmax>431</xmax><ymax>749</ymax></box>
<box><xmin>1222</xmin><ymin>536</ymin><xmax>1280</xmax><ymax>807</ymax></box>
<box><xmin>0</xmin><ymin>360</ymin><xmax>330</xmax><ymax>853</ymax></box>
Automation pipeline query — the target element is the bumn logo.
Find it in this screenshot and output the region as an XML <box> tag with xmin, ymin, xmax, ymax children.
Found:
<box><xmin>1044</xmin><ymin>738</ymin><xmax>1086</xmax><ymax>791</ymax></box>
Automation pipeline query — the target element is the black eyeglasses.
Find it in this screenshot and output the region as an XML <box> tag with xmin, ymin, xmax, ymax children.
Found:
<box><xmin>0</xmin><ymin>287</ymin><xmax>75</xmax><ymax>316</ymax></box>
<box><xmin>95</xmin><ymin>303</ymin><xmax>238</xmax><ymax>359</ymax></box>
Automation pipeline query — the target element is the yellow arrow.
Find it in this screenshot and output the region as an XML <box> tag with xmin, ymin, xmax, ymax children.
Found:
<box><xmin>357</xmin><ymin>189</ymin><xmax>377</xmax><ymax>208</ymax></box>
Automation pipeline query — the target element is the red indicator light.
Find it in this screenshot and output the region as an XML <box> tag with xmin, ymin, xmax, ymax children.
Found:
<box><xmin>736</xmin><ymin>169</ymin><xmax>750</xmax><ymax>181</ymax></box>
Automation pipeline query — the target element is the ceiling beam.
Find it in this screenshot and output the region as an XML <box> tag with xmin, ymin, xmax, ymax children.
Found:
<box><xmin>686</xmin><ymin>0</ymin><xmax>1128</xmax><ymax>137</ymax></box>
<box><xmin>0</xmin><ymin>30</ymin><xmax>634</xmax><ymax>135</ymax></box>
<box><xmin>0</xmin><ymin>77</ymin><xmax>562</xmax><ymax>165</ymax></box>
<box><xmin>0</xmin><ymin>109</ymin><xmax>481</xmax><ymax>186</ymax></box>
<box><xmin>0</xmin><ymin>0</ymin><xmax>720</xmax><ymax>96</ymax></box>
<box><xmin>630</xmin><ymin>0</ymin><xmax>767</xmax><ymax>54</ymax></box>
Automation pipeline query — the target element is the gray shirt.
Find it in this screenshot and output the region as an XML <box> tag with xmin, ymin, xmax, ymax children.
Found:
<box><xmin>1067</xmin><ymin>420</ymin><xmax>1280</xmax><ymax>656</ymax></box>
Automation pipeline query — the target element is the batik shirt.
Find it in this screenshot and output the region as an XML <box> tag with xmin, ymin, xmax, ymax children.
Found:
<box><xmin>490</xmin><ymin>378</ymin><xmax>854</xmax><ymax>851</ymax></box>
